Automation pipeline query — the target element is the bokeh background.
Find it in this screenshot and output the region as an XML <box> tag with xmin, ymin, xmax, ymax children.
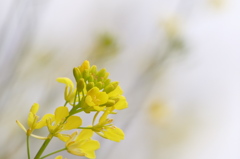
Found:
<box><xmin>1</xmin><ymin>0</ymin><xmax>240</xmax><ymax>158</ymax></box>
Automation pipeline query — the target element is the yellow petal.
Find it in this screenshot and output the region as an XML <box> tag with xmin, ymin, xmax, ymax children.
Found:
<box><xmin>103</xmin><ymin>127</ymin><xmax>124</xmax><ymax>142</ymax></box>
<box><xmin>55</xmin><ymin>155</ymin><xmax>67</xmax><ymax>159</ymax></box>
<box><xmin>76</xmin><ymin>129</ymin><xmax>93</xmax><ymax>141</ymax></box>
<box><xmin>80</xmin><ymin>140</ymin><xmax>100</xmax><ymax>158</ymax></box>
<box><xmin>27</xmin><ymin>112</ymin><xmax>35</xmax><ymax>128</ymax></box>
<box><xmin>56</xmin><ymin>77</ymin><xmax>74</xmax><ymax>89</ymax></box>
<box><xmin>55</xmin><ymin>106</ymin><xmax>69</xmax><ymax>124</ymax></box>
<box><xmin>30</xmin><ymin>103</ymin><xmax>39</xmax><ymax>114</ymax></box>
<box><xmin>35</xmin><ymin>114</ymin><xmax>54</xmax><ymax>129</ymax></box>
<box><xmin>108</xmin><ymin>86</ymin><xmax>123</xmax><ymax>97</ymax></box>
<box><xmin>63</xmin><ymin>116</ymin><xmax>82</xmax><ymax>130</ymax></box>
<box><xmin>97</xmin><ymin>92</ymin><xmax>108</xmax><ymax>105</ymax></box>
<box><xmin>57</xmin><ymin>133</ymin><xmax>71</xmax><ymax>142</ymax></box>
<box><xmin>87</xmin><ymin>87</ymin><xmax>99</xmax><ymax>96</ymax></box>
<box><xmin>85</xmin><ymin>96</ymin><xmax>95</xmax><ymax>106</ymax></box>
<box><xmin>114</xmin><ymin>96</ymin><xmax>128</xmax><ymax>110</ymax></box>
<box><xmin>66</xmin><ymin>131</ymin><xmax>78</xmax><ymax>144</ymax></box>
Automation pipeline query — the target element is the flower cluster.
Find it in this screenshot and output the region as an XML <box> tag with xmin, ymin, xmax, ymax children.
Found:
<box><xmin>16</xmin><ymin>60</ymin><xmax>128</xmax><ymax>159</ymax></box>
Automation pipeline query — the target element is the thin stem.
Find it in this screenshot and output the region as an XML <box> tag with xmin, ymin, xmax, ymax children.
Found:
<box><xmin>39</xmin><ymin>148</ymin><xmax>67</xmax><ymax>159</ymax></box>
<box><xmin>64</xmin><ymin>101</ymin><xmax>68</xmax><ymax>106</ymax></box>
<box><xmin>26</xmin><ymin>135</ymin><xmax>31</xmax><ymax>159</ymax></box>
<box><xmin>34</xmin><ymin>134</ymin><xmax>53</xmax><ymax>159</ymax></box>
<box><xmin>92</xmin><ymin>111</ymin><xmax>100</xmax><ymax>125</ymax></box>
<box><xmin>78</xmin><ymin>126</ymin><xmax>93</xmax><ymax>129</ymax></box>
<box><xmin>73</xmin><ymin>90</ymin><xmax>78</xmax><ymax>107</ymax></box>
<box><xmin>74</xmin><ymin>108</ymin><xmax>84</xmax><ymax>114</ymax></box>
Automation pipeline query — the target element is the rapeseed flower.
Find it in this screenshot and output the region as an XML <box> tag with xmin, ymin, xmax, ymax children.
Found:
<box><xmin>107</xmin><ymin>86</ymin><xmax>128</xmax><ymax>110</ymax></box>
<box><xmin>16</xmin><ymin>103</ymin><xmax>51</xmax><ymax>138</ymax></box>
<box><xmin>64</xmin><ymin>130</ymin><xmax>100</xmax><ymax>159</ymax></box>
<box><xmin>92</xmin><ymin>108</ymin><xmax>124</xmax><ymax>142</ymax></box>
<box><xmin>85</xmin><ymin>87</ymin><xmax>108</xmax><ymax>111</ymax></box>
<box><xmin>46</xmin><ymin>106</ymin><xmax>82</xmax><ymax>137</ymax></box>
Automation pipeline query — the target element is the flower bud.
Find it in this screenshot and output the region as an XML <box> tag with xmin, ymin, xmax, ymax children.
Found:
<box><xmin>104</xmin><ymin>82</ymin><xmax>119</xmax><ymax>93</ymax></box>
<box><xmin>82</xmin><ymin>70</ymin><xmax>89</xmax><ymax>80</ymax></box>
<box><xmin>86</xmin><ymin>82</ymin><xmax>95</xmax><ymax>91</ymax></box>
<box><xmin>79</xmin><ymin>60</ymin><xmax>90</xmax><ymax>72</ymax></box>
<box><xmin>88</xmin><ymin>75</ymin><xmax>94</xmax><ymax>82</ymax></box>
<box><xmin>77</xmin><ymin>78</ymin><xmax>85</xmax><ymax>92</ymax></box>
<box><xmin>104</xmin><ymin>79</ymin><xmax>111</xmax><ymax>87</ymax></box>
<box><xmin>97</xmin><ymin>68</ymin><xmax>106</xmax><ymax>78</ymax></box>
<box><xmin>103</xmin><ymin>72</ymin><xmax>110</xmax><ymax>80</ymax></box>
<box><xmin>105</xmin><ymin>99</ymin><xmax>116</xmax><ymax>107</ymax></box>
<box><xmin>90</xmin><ymin>65</ymin><xmax>97</xmax><ymax>74</ymax></box>
<box><xmin>96</xmin><ymin>82</ymin><xmax>103</xmax><ymax>89</ymax></box>
<box><xmin>73</xmin><ymin>67</ymin><xmax>82</xmax><ymax>81</ymax></box>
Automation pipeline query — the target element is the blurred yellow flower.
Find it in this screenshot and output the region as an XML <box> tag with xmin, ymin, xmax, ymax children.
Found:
<box><xmin>85</xmin><ymin>87</ymin><xmax>108</xmax><ymax>111</ymax></box>
<box><xmin>54</xmin><ymin>155</ymin><xmax>67</xmax><ymax>159</ymax></box>
<box><xmin>65</xmin><ymin>130</ymin><xmax>100</xmax><ymax>159</ymax></box>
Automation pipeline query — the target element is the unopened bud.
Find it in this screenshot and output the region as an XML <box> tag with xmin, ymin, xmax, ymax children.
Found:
<box><xmin>82</xmin><ymin>70</ymin><xmax>89</xmax><ymax>79</ymax></box>
<box><xmin>77</xmin><ymin>78</ymin><xmax>85</xmax><ymax>92</ymax></box>
<box><xmin>104</xmin><ymin>82</ymin><xmax>119</xmax><ymax>93</ymax></box>
<box><xmin>79</xmin><ymin>60</ymin><xmax>90</xmax><ymax>72</ymax></box>
<box><xmin>97</xmin><ymin>68</ymin><xmax>106</xmax><ymax>78</ymax></box>
<box><xmin>73</xmin><ymin>67</ymin><xmax>82</xmax><ymax>81</ymax></box>
<box><xmin>104</xmin><ymin>79</ymin><xmax>111</xmax><ymax>87</ymax></box>
<box><xmin>86</xmin><ymin>82</ymin><xmax>94</xmax><ymax>91</ymax></box>
<box><xmin>88</xmin><ymin>75</ymin><xmax>94</xmax><ymax>82</ymax></box>
<box><xmin>96</xmin><ymin>82</ymin><xmax>103</xmax><ymax>89</ymax></box>
<box><xmin>90</xmin><ymin>65</ymin><xmax>97</xmax><ymax>74</ymax></box>
<box><xmin>105</xmin><ymin>99</ymin><xmax>116</xmax><ymax>107</ymax></box>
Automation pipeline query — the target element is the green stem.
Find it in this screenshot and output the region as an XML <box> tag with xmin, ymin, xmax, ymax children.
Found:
<box><xmin>27</xmin><ymin>135</ymin><xmax>31</xmax><ymax>159</ymax></box>
<box><xmin>92</xmin><ymin>111</ymin><xmax>100</xmax><ymax>125</ymax></box>
<box><xmin>34</xmin><ymin>134</ymin><xmax>53</xmax><ymax>159</ymax></box>
<box><xmin>39</xmin><ymin>148</ymin><xmax>67</xmax><ymax>159</ymax></box>
<box><xmin>73</xmin><ymin>90</ymin><xmax>78</xmax><ymax>107</ymax></box>
<box><xmin>64</xmin><ymin>101</ymin><xmax>68</xmax><ymax>106</ymax></box>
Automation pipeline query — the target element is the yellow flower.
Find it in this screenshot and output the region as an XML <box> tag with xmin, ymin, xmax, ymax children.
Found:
<box><xmin>108</xmin><ymin>86</ymin><xmax>128</xmax><ymax>110</ymax></box>
<box><xmin>85</xmin><ymin>87</ymin><xmax>108</xmax><ymax>111</ymax></box>
<box><xmin>16</xmin><ymin>103</ymin><xmax>51</xmax><ymax>138</ymax></box>
<box><xmin>56</xmin><ymin>77</ymin><xmax>76</xmax><ymax>104</ymax></box>
<box><xmin>92</xmin><ymin>108</ymin><xmax>124</xmax><ymax>142</ymax></box>
<box><xmin>46</xmin><ymin>106</ymin><xmax>82</xmax><ymax>137</ymax></box>
<box><xmin>54</xmin><ymin>155</ymin><xmax>67</xmax><ymax>159</ymax></box>
<box><xmin>64</xmin><ymin>130</ymin><xmax>100</xmax><ymax>159</ymax></box>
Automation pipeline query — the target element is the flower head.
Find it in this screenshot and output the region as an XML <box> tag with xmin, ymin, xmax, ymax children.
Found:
<box><xmin>92</xmin><ymin>108</ymin><xmax>124</xmax><ymax>142</ymax></box>
<box><xmin>85</xmin><ymin>87</ymin><xmax>108</xmax><ymax>111</ymax></box>
<box><xmin>64</xmin><ymin>130</ymin><xmax>100</xmax><ymax>159</ymax></box>
<box><xmin>16</xmin><ymin>103</ymin><xmax>51</xmax><ymax>137</ymax></box>
<box><xmin>107</xmin><ymin>86</ymin><xmax>128</xmax><ymax>110</ymax></box>
<box><xmin>46</xmin><ymin>106</ymin><xmax>82</xmax><ymax>137</ymax></box>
